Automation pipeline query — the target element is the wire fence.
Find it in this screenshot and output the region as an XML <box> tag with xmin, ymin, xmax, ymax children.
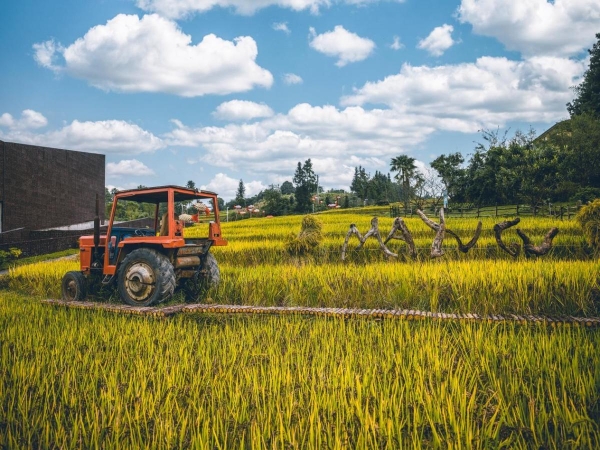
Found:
<box><xmin>390</xmin><ymin>203</ymin><xmax>583</xmax><ymax>220</ymax></box>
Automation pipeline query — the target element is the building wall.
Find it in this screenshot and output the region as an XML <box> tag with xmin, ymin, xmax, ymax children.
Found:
<box><xmin>0</xmin><ymin>140</ymin><xmax>105</xmax><ymax>232</ymax></box>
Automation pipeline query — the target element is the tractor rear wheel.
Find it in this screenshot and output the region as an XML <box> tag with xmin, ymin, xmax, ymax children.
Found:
<box><xmin>61</xmin><ymin>271</ymin><xmax>87</xmax><ymax>301</ymax></box>
<box><xmin>117</xmin><ymin>248</ymin><xmax>175</xmax><ymax>307</ymax></box>
<box><xmin>183</xmin><ymin>252</ymin><xmax>220</xmax><ymax>302</ymax></box>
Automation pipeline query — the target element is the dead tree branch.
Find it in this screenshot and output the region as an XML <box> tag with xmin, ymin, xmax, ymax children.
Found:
<box><xmin>493</xmin><ymin>218</ymin><xmax>521</xmax><ymax>257</ymax></box>
<box><xmin>430</xmin><ymin>208</ymin><xmax>446</xmax><ymax>258</ymax></box>
<box><xmin>416</xmin><ymin>209</ymin><xmax>482</xmax><ymax>253</ymax></box>
<box><xmin>341</xmin><ymin>217</ymin><xmax>398</xmax><ymax>261</ymax></box>
<box><xmin>384</xmin><ymin>217</ymin><xmax>417</xmax><ymax>259</ymax></box>
<box><xmin>516</xmin><ymin>227</ymin><xmax>559</xmax><ymax>257</ymax></box>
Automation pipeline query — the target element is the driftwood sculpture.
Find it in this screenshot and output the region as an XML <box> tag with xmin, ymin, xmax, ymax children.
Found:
<box><xmin>493</xmin><ymin>218</ymin><xmax>521</xmax><ymax>257</ymax></box>
<box><xmin>516</xmin><ymin>227</ymin><xmax>559</xmax><ymax>257</ymax></box>
<box><xmin>383</xmin><ymin>217</ymin><xmax>417</xmax><ymax>259</ymax></box>
<box><xmin>341</xmin><ymin>217</ymin><xmax>397</xmax><ymax>261</ymax></box>
<box><xmin>416</xmin><ymin>209</ymin><xmax>482</xmax><ymax>254</ymax></box>
<box><xmin>341</xmin><ymin>213</ymin><xmax>559</xmax><ymax>261</ymax></box>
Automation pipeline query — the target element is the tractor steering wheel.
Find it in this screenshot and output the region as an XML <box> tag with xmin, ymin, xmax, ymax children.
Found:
<box><xmin>134</xmin><ymin>229</ymin><xmax>145</xmax><ymax>237</ymax></box>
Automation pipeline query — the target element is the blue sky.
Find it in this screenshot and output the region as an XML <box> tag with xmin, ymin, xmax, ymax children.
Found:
<box><xmin>0</xmin><ymin>0</ymin><xmax>598</xmax><ymax>199</ymax></box>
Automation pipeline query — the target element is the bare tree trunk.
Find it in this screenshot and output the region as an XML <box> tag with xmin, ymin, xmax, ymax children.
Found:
<box><xmin>416</xmin><ymin>209</ymin><xmax>482</xmax><ymax>253</ymax></box>
<box><xmin>341</xmin><ymin>217</ymin><xmax>398</xmax><ymax>261</ymax></box>
<box><xmin>384</xmin><ymin>217</ymin><xmax>417</xmax><ymax>259</ymax></box>
<box><xmin>493</xmin><ymin>218</ymin><xmax>521</xmax><ymax>257</ymax></box>
<box><xmin>341</xmin><ymin>224</ymin><xmax>362</xmax><ymax>261</ymax></box>
<box><xmin>431</xmin><ymin>208</ymin><xmax>446</xmax><ymax>258</ymax></box>
<box><xmin>516</xmin><ymin>227</ymin><xmax>559</xmax><ymax>256</ymax></box>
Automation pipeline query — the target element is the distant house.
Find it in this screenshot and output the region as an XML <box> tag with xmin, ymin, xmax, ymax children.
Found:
<box><xmin>0</xmin><ymin>140</ymin><xmax>105</xmax><ymax>234</ymax></box>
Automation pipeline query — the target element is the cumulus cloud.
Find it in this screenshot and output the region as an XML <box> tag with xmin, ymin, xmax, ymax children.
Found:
<box><xmin>106</xmin><ymin>159</ymin><xmax>155</xmax><ymax>177</ymax></box>
<box><xmin>33</xmin><ymin>14</ymin><xmax>273</xmax><ymax>97</ymax></box>
<box><xmin>283</xmin><ymin>73</ymin><xmax>303</xmax><ymax>85</ymax></box>
<box><xmin>273</xmin><ymin>22</ymin><xmax>291</xmax><ymax>34</ymax></box>
<box><xmin>417</xmin><ymin>24</ymin><xmax>456</xmax><ymax>56</ymax></box>
<box><xmin>390</xmin><ymin>36</ymin><xmax>404</xmax><ymax>50</ymax></box>
<box><xmin>309</xmin><ymin>26</ymin><xmax>376</xmax><ymax>67</ymax></box>
<box><xmin>137</xmin><ymin>0</ymin><xmax>405</xmax><ymax>19</ymax></box>
<box><xmin>0</xmin><ymin>110</ymin><xmax>48</xmax><ymax>130</ymax></box>
<box><xmin>165</xmin><ymin>104</ymin><xmax>441</xmax><ymax>188</ymax></box>
<box><xmin>457</xmin><ymin>0</ymin><xmax>600</xmax><ymax>57</ymax></box>
<box><xmin>0</xmin><ymin>119</ymin><xmax>164</xmax><ymax>154</ymax></box>
<box><xmin>200</xmin><ymin>173</ymin><xmax>267</xmax><ymax>199</ymax></box>
<box><xmin>342</xmin><ymin>56</ymin><xmax>585</xmax><ymax>129</ymax></box>
<box><xmin>213</xmin><ymin>100</ymin><xmax>274</xmax><ymax>121</ymax></box>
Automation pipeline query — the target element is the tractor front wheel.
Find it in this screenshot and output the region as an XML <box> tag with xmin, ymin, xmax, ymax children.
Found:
<box><xmin>61</xmin><ymin>271</ymin><xmax>87</xmax><ymax>301</ymax></box>
<box><xmin>117</xmin><ymin>248</ymin><xmax>175</xmax><ymax>307</ymax></box>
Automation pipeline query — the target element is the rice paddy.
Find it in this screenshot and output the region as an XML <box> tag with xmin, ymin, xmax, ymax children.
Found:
<box><xmin>1</xmin><ymin>208</ymin><xmax>599</xmax><ymax>448</ymax></box>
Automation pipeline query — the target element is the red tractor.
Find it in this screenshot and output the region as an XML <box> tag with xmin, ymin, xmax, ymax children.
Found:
<box><xmin>61</xmin><ymin>185</ymin><xmax>227</xmax><ymax>306</ymax></box>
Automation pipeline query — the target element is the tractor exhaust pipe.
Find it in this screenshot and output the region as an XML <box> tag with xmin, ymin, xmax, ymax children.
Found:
<box><xmin>93</xmin><ymin>193</ymin><xmax>100</xmax><ymax>267</ymax></box>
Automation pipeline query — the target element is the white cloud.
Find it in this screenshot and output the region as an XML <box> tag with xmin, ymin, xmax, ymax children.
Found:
<box><xmin>342</xmin><ymin>56</ymin><xmax>585</xmax><ymax>129</ymax></box>
<box><xmin>417</xmin><ymin>24</ymin><xmax>456</xmax><ymax>56</ymax></box>
<box><xmin>213</xmin><ymin>100</ymin><xmax>274</xmax><ymax>121</ymax></box>
<box><xmin>309</xmin><ymin>26</ymin><xmax>376</xmax><ymax>67</ymax></box>
<box><xmin>0</xmin><ymin>119</ymin><xmax>164</xmax><ymax>154</ymax></box>
<box><xmin>165</xmin><ymin>104</ymin><xmax>440</xmax><ymax>189</ymax></box>
<box><xmin>33</xmin><ymin>14</ymin><xmax>273</xmax><ymax>97</ymax></box>
<box><xmin>32</xmin><ymin>40</ymin><xmax>63</xmax><ymax>71</ymax></box>
<box><xmin>390</xmin><ymin>36</ymin><xmax>404</xmax><ymax>50</ymax></box>
<box><xmin>273</xmin><ymin>22</ymin><xmax>291</xmax><ymax>34</ymax></box>
<box><xmin>0</xmin><ymin>110</ymin><xmax>48</xmax><ymax>130</ymax></box>
<box><xmin>137</xmin><ymin>0</ymin><xmax>405</xmax><ymax>19</ymax></box>
<box><xmin>200</xmin><ymin>173</ymin><xmax>266</xmax><ymax>200</ymax></box>
<box><xmin>283</xmin><ymin>73</ymin><xmax>303</xmax><ymax>85</ymax></box>
<box><xmin>458</xmin><ymin>0</ymin><xmax>600</xmax><ymax>57</ymax></box>
<box><xmin>106</xmin><ymin>159</ymin><xmax>155</xmax><ymax>177</ymax></box>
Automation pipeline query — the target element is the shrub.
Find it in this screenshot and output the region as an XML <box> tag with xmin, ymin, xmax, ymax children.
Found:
<box><xmin>571</xmin><ymin>187</ymin><xmax>600</xmax><ymax>203</ymax></box>
<box><xmin>0</xmin><ymin>248</ymin><xmax>22</xmax><ymax>267</ymax></box>
<box><xmin>576</xmin><ymin>199</ymin><xmax>600</xmax><ymax>251</ymax></box>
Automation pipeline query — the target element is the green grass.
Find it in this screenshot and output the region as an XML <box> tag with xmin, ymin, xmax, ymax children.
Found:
<box><xmin>0</xmin><ymin>248</ymin><xmax>78</xmax><ymax>271</ymax></box>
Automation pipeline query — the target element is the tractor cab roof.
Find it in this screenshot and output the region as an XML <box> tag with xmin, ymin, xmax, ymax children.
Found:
<box><xmin>114</xmin><ymin>185</ymin><xmax>218</xmax><ymax>204</ymax></box>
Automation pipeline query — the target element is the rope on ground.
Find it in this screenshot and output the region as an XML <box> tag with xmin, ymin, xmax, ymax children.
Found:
<box><xmin>41</xmin><ymin>299</ymin><xmax>600</xmax><ymax>327</ymax></box>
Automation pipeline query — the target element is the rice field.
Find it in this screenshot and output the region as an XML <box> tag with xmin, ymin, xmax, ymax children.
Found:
<box><xmin>1</xmin><ymin>291</ymin><xmax>599</xmax><ymax>449</ymax></box>
<box><xmin>1</xmin><ymin>209</ymin><xmax>599</xmax><ymax>448</ymax></box>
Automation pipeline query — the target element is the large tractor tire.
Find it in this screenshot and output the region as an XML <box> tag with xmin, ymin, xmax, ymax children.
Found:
<box><xmin>183</xmin><ymin>252</ymin><xmax>220</xmax><ymax>302</ymax></box>
<box><xmin>61</xmin><ymin>271</ymin><xmax>87</xmax><ymax>301</ymax></box>
<box><xmin>117</xmin><ymin>248</ymin><xmax>175</xmax><ymax>307</ymax></box>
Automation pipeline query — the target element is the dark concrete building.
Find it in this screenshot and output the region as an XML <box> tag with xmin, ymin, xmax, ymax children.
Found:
<box><xmin>0</xmin><ymin>140</ymin><xmax>105</xmax><ymax>233</ymax></box>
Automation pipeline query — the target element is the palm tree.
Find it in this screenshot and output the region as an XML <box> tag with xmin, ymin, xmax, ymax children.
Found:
<box><xmin>390</xmin><ymin>155</ymin><xmax>417</xmax><ymax>213</ymax></box>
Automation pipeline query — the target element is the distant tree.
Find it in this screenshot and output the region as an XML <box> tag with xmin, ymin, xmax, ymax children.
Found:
<box><xmin>430</xmin><ymin>152</ymin><xmax>465</xmax><ymax>201</ymax></box>
<box><xmin>390</xmin><ymin>155</ymin><xmax>418</xmax><ymax>212</ymax></box>
<box><xmin>235</xmin><ymin>179</ymin><xmax>246</xmax><ymax>205</ymax></box>
<box><xmin>368</xmin><ymin>170</ymin><xmax>391</xmax><ymax>204</ymax></box>
<box><xmin>567</xmin><ymin>33</ymin><xmax>600</xmax><ymax>118</ymax></box>
<box><xmin>263</xmin><ymin>188</ymin><xmax>289</xmax><ymax>216</ymax></box>
<box><xmin>350</xmin><ymin>166</ymin><xmax>370</xmax><ymax>200</ymax></box>
<box><xmin>293</xmin><ymin>159</ymin><xmax>317</xmax><ymax>213</ymax></box>
<box><xmin>186</xmin><ymin>180</ymin><xmax>196</xmax><ymax>190</ymax></box>
<box><xmin>280</xmin><ymin>181</ymin><xmax>295</xmax><ymax>195</ymax></box>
